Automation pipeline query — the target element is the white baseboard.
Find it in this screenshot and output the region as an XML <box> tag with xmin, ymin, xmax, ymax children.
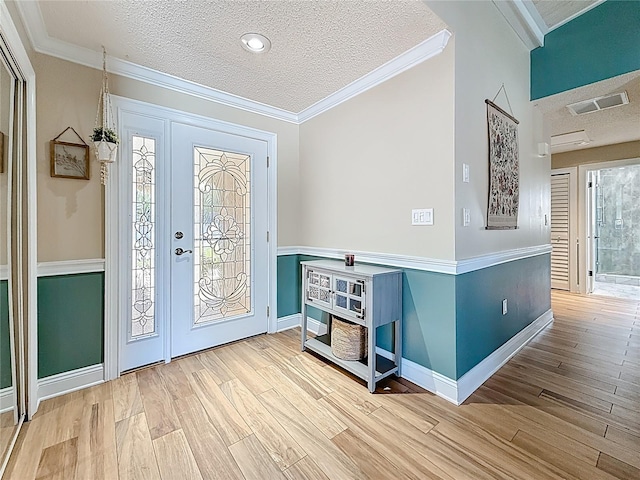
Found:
<box><xmin>307</xmin><ymin>317</ymin><xmax>328</xmax><ymax>336</ymax></box>
<box><xmin>0</xmin><ymin>386</ymin><xmax>14</xmax><ymax>413</ymax></box>
<box><xmin>455</xmin><ymin>309</ymin><xmax>553</xmax><ymax>404</ymax></box>
<box><xmin>277</xmin><ymin>308</ymin><xmax>553</xmax><ymax>405</ymax></box>
<box><xmin>277</xmin><ymin>314</ymin><xmax>328</xmax><ymax>336</ymax></box>
<box><xmin>37</xmin><ymin>364</ymin><xmax>104</xmax><ymax>404</ymax></box>
<box><xmin>277</xmin><ymin>313</ymin><xmax>302</xmax><ymax>332</ymax></box>
<box><xmin>400</xmin><ymin>358</ymin><xmax>459</xmax><ymax>404</ymax></box>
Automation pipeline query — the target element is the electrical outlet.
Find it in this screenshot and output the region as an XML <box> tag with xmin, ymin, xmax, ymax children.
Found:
<box><xmin>463</xmin><ymin>208</ymin><xmax>470</xmax><ymax>227</ymax></box>
<box><xmin>462</xmin><ymin>163</ymin><xmax>470</xmax><ymax>183</ymax></box>
<box><xmin>502</xmin><ymin>299</ymin><xmax>508</xmax><ymax>315</ymax></box>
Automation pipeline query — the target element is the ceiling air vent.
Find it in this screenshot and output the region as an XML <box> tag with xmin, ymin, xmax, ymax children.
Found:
<box><xmin>567</xmin><ymin>91</ymin><xmax>629</xmax><ymax>116</ymax></box>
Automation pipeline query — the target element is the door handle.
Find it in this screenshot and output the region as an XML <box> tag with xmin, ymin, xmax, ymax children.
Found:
<box><xmin>175</xmin><ymin>248</ymin><xmax>193</xmax><ymax>255</ymax></box>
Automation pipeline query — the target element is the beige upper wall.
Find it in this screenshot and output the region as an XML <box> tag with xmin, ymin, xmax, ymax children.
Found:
<box><xmin>35</xmin><ymin>53</ymin><xmax>300</xmax><ymax>262</ymax></box>
<box><xmin>428</xmin><ymin>1</ymin><xmax>550</xmax><ymax>260</ymax></box>
<box><xmin>299</xmin><ymin>40</ymin><xmax>456</xmax><ymax>260</ymax></box>
<box><xmin>35</xmin><ymin>54</ymin><xmax>105</xmax><ymax>262</ymax></box>
<box><xmin>552</xmin><ymin>141</ymin><xmax>640</xmax><ymax>169</ymax></box>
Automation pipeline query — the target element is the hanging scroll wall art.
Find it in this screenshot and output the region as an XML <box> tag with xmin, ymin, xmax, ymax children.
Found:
<box><xmin>485</xmin><ymin>90</ymin><xmax>520</xmax><ymax>230</ymax></box>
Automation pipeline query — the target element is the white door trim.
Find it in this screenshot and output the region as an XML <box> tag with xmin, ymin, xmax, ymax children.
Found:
<box><xmin>0</xmin><ymin>0</ymin><xmax>39</xmax><ymax>419</ymax></box>
<box><xmin>105</xmin><ymin>96</ymin><xmax>278</xmax><ymax>380</ymax></box>
<box><xmin>551</xmin><ymin>167</ymin><xmax>578</xmax><ymax>292</ymax></box>
<box><xmin>577</xmin><ymin>157</ymin><xmax>640</xmax><ymax>294</ymax></box>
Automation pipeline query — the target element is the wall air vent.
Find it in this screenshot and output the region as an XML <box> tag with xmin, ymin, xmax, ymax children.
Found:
<box><xmin>567</xmin><ymin>91</ymin><xmax>629</xmax><ymax>116</ymax></box>
<box><xmin>550</xmin><ymin>130</ymin><xmax>590</xmax><ymax>148</ymax></box>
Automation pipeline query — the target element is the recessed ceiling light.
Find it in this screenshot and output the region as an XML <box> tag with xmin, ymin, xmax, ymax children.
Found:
<box><xmin>240</xmin><ymin>33</ymin><xmax>271</xmax><ymax>53</ymax></box>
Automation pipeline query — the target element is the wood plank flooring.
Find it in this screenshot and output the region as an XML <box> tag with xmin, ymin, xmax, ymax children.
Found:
<box><xmin>5</xmin><ymin>290</ymin><xmax>639</xmax><ymax>479</ymax></box>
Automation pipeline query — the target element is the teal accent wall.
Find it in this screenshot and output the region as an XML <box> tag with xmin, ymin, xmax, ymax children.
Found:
<box><xmin>400</xmin><ymin>269</ymin><xmax>457</xmax><ymax>379</ymax></box>
<box><xmin>455</xmin><ymin>254</ymin><xmax>551</xmax><ymax>378</ymax></box>
<box><xmin>277</xmin><ymin>255</ymin><xmax>302</xmax><ymax>318</ymax></box>
<box><xmin>531</xmin><ymin>1</ymin><xmax>640</xmax><ymax>100</ymax></box>
<box><xmin>277</xmin><ymin>254</ymin><xmax>331</xmax><ymax>323</ymax></box>
<box><xmin>277</xmin><ymin>252</ymin><xmax>551</xmax><ymax>381</ymax></box>
<box><xmin>38</xmin><ymin>273</ymin><xmax>104</xmax><ymax>379</ymax></box>
<box><xmin>1</xmin><ymin>280</ymin><xmax>11</xmax><ymax>389</ymax></box>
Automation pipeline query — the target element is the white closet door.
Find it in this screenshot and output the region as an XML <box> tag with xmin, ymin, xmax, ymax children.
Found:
<box><xmin>551</xmin><ymin>174</ymin><xmax>570</xmax><ymax>290</ymax></box>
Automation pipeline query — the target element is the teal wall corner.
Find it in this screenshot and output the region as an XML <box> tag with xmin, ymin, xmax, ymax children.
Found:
<box><xmin>531</xmin><ymin>0</ymin><xmax>640</xmax><ymax>100</ymax></box>
<box><xmin>38</xmin><ymin>272</ymin><xmax>105</xmax><ymax>379</ymax></box>
<box><xmin>277</xmin><ymin>254</ymin><xmax>329</xmax><ymax>321</ymax></box>
<box><xmin>276</xmin><ymin>254</ymin><xmax>302</xmax><ymax>318</ymax></box>
<box><xmin>400</xmin><ymin>269</ymin><xmax>457</xmax><ymax>379</ymax></box>
<box><xmin>1</xmin><ymin>280</ymin><xmax>11</xmax><ymax>389</ymax></box>
<box><xmin>455</xmin><ymin>254</ymin><xmax>551</xmax><ymax>379</ymax></box>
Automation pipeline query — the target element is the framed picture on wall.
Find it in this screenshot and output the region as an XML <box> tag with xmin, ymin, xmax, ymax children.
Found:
<box><xmin>50</xmin><ymin>139</ymin><xmax>90</xmax><ymax>179</ymax></box>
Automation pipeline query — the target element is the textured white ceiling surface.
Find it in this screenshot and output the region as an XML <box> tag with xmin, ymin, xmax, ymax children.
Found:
<box><xmin>37</xmin><ymin>0</ymin><xmax>446</xmax><ymax>113</ymax></box>
<box><xmin>531</xmin><ymin>0</ymin><xmax>598</xmax><ymax>29</ymax></box>
<box><xmin>535</xmin><ymin>71</ymin><xmax>640</xmax><ymax>153</ymax></box>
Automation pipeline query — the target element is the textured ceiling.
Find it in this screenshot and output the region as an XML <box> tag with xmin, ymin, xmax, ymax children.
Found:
<box><xmin>532</xmin><ymin>0</ymin><xmax>598</xmax><ymax>29</ymax></box>
<box><xmin>37</xmin><ymin>0</ymin><xmax>446</xmax><ymax>113</ymax></box>
<box><xmin>534</xmin><ymin>71</ymin><xmax>640</xmax><ymax>153</ymax></box>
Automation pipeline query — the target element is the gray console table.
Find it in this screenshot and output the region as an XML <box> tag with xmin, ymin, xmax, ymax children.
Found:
<box><xmin>300</xmin><ymin>259</ymin><xmax>402</xmax><ymax>392</ymax></box>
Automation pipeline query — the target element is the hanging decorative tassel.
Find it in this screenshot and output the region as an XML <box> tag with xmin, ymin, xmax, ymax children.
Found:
<box><xmin>93</xmin><ymin>46</ymin><xmax>118</xmax><ymax>185</ymax></box>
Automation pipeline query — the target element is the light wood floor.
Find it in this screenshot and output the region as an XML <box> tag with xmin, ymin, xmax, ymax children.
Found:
<box><xmin>5</xmin><ymin>290</ymin><xmax>640</xmax><ymax>479</ymax></box>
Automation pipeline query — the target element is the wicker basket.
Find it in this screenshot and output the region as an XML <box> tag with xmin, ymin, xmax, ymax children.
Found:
<box><xmin>331</xmin><ymin>316</ymin><xmax>367</xmax><ymax>361</ymax></box>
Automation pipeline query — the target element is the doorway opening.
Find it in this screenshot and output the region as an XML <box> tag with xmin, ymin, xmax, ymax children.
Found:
<box><xmin>590</xmin><ymin>163</ymin><xmax>640</xmax><ymax>299</ymax></box>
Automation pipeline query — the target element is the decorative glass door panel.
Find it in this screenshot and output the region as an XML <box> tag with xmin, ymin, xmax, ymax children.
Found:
<box><xmin>171</xmin><ymin>122</ymin><xmax>268</xmax><ymax>358</ymax></box>
<box><xmin>131</xmin><ymin>136</ymin><xmax>156</xmax><ymax>338</ymax></box>
<box><xmin>194</xmin><ymin>147</ymin><xmax>251</xmax><ymax>325</ymax></box>
<box><xmin>119</xmin><ymin>110</ymin><xmax>167</xmax><ymax>374</ymax></box>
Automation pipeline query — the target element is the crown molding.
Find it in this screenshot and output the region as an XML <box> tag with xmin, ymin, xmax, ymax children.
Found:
<box><xmin>492</xmin><ymin>0</ymin><xmax>546</xmax><ymax>49</ymax></box>
<box><xmin>546</xmin><ymin>0</ymin><xmax>606</xmax><ymax>33</ymax></box>
<box><xmin>16</xmin><ymin>1</ymin><xmax>450</xmax><ymax>125</ymax></box>
<box><xmin>14</xmin><ymin>1</ymin><xmax>299</xmax><ymax>124</ymax></box>
<box><xmin>297</xmin><ymin>29</ymin><xmax>452</xmax><ymax>123</ymax></box>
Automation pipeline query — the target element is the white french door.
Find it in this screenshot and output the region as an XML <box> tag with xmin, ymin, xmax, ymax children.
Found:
<box><xmin>116</xmin><ymin>102</ymin><xmax>271</xmax><ymax>373</ymax></box>
<box><xmin>170</xmin><ymin>123</ymin><xmax>268</xmax><ymax>357</ymax></box>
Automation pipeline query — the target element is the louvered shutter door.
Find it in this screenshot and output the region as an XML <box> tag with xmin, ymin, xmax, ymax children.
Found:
<box><xmin>551</xmin><ymin>174</ymin><xmax>570</xmax><ymax>290</ymax></box>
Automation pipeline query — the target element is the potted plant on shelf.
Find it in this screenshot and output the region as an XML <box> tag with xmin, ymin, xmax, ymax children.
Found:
<box><xmin>91</xmin><ymin>126</ymin><xmax>118</xmax><ymax>164</ymax></box>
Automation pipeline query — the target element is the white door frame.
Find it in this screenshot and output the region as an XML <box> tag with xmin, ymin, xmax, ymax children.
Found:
<box><xmin>0</xmin><ymin>0</ymin><xmax>38</xmax><ymax>420</ymax></box>
<box><xmin>551</xmin><ymin>167</ymin><xmax>578</xmax><ymax>292</ymax></box>
<box><xmin>577</xmin><ymin>157</ymin><xmax>640</xmax><ymax>294</ymax></box>
<box><xmin>104</xmin><ymin>96</ymin><xmax>278</xmax><ymax>380</ymax></box>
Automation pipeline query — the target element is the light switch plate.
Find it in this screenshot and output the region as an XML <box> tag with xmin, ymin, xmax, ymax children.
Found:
<box><xmin>462</xmin><ymin>163</ymin><xmax>470</xmax><ymax>183</ymax></box>
<box><xmin>412</xmin><ymin>208</ymin><xmax>434</xmax><ymax>226</ymax></box>
<box><xmin>463</xmin><ymin>208</ymin><xmax>470</xmax><ymax>226</ymax></box>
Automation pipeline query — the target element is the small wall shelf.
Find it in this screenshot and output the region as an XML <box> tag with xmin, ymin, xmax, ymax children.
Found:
<box><xmin>300</xmin><ymin>259</ymin><xmax>402</xmax><ymax>392</ymax></box>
